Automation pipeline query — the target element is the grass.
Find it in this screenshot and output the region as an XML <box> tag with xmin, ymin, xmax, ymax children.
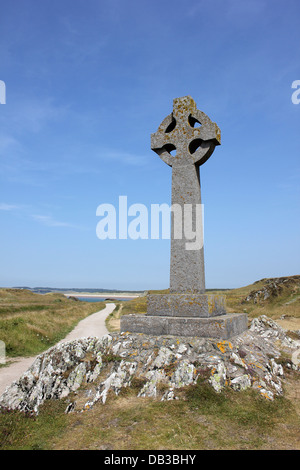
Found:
<box><xmin>0</xmin><ymin>279</ymin><xmax>299</xmax><ymax>450</ymax></box>
<box><xmin>106</xmin><ymin>275</ymin><xmax>300</xmax><ymax>333</ymax></box>
<box><xmin>220</xmin><ymin>275</ymin><xmax>300</xmax><ymax>321</ymax></box>
<box><xmin>105</xmin><ymin>302</ymin><xmax>123</xmax><ymax>333</ymax></box>
<box><xmin>0</xmin><ymin>288</ymin><xmax>106</xmax><ymax>357</ymax></box>
<box><xmin>120</xmin><ymin>296</ymin><xmax>147</xmax><ymax>316</ymax></box>
<box><xmin>105</xmin><ymin>297</ymin><xmax>147</xmax><ymax>333</ymax></box>
<box><xmin>1</xmin><ymin>370</ymin><xmax>299</xmax><ymax>450</ymax></box>
<box><xmin>0</xmin><ymin>400</ymin><xmax>69</xmax><ymax>450</ymax></box>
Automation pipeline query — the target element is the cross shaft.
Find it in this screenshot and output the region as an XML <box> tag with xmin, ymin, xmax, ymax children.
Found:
<box><xmin>151</xmin><ymin>96</ymin><xmax>221</xmax><ymax>293</ymax></box>
<box><xmin>121</xmin><ymin>96</ymin><xmax>248</xmax><ymax>338</ymax></box>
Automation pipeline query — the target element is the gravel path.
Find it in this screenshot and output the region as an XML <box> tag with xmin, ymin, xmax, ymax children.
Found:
<box><xmin>0</xmin><ymin>303</ymin><xmax>116</xmax><ymax>397</ymax></box>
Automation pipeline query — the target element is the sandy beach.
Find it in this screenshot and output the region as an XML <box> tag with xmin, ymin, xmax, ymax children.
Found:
<box><xmin>65</xmin><ymin>293</ymin><xmax>140</xmax><ymax>299</ymax></box>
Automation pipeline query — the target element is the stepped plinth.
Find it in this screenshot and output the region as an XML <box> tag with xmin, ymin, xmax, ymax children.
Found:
<box><xmin>121</xmin><ymin>96</ymin><xmax>247</xmax><ymax>339</ymax></box>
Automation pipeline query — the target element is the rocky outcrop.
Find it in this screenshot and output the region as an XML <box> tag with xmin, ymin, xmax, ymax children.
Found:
<box><xmin>243</xmin><ymin>276</ymin><xmax>300</xmax><ymax>304</ymax></box>
<box><xmin>0</xmin><ymin>316</ymin><xmax>299</xmax><ymax>414</ymax></box>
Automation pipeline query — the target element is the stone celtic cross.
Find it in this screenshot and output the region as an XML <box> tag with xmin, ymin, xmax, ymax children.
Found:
<box><xmin>121</xmin><ymin>96</ymin><xmax>248</xmax><ymax>339</ymax></box>
<box><xmin>151</xmin><ymin>96</ymin><xmax>221</xmax><ymax>293</ymax></box>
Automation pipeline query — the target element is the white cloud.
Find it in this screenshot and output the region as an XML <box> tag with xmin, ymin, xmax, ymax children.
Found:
<box><xmin>31</xmin><ymin>214</ymin><xmax>75</xmax><ymax>228</ymax></box>
<box><xmin>0</xmin><ymin>203</ymin><xmax>19</xmax><ymax>211</ymax></box>
<box><xmin>101</xmin><ymin>150</ymin><xmax>149</xmax><ymax>167</ymax></box>
<box><xmin>0</xmin><ymin>203</ymin><xmax>84</xmax><ymax>229</ymax></box>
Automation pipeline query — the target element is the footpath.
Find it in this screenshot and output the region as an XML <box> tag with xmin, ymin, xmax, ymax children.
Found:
<box><xmin>0</xmin><ymin>303</ymin><xmax>116</xmax><ymax>396</ymax></box>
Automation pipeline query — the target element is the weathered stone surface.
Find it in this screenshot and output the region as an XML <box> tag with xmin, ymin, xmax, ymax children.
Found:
<box><xmin>209</xmin><ymin>362</ymin><xmax>227</xmax><ymax>392</ymax></box>
<box><xmin>120</xmin><ymin>96</ymin><xmax>248</xmax><ymax>338</ymax></box>
<box><xmin>230</xmin><ymin>374</ymin><xmax>252</xmax><ymax>391</ymax></box>
<box><xmin>0</xmin><ymin>335</ymin><xmax>113</xmax><ymax>414</ymax></box>
<box><xmin>147</xmin><ymin>293</ymin><xmax>226</xmax><ymax>318</ymax></box>
<box><xmin>1</xmin><ymin>316</ymin><xmax>297</xmax><ymax>415</ymax></box>
<box><xmin>121</xmin><ymin>313</ymin><xmax>248</xmax><ymax>339</ymax></box>
<box><xmin>151</xmin><ymin>96</ymin><xmax>221</xmax><ymax>294</ymax></box>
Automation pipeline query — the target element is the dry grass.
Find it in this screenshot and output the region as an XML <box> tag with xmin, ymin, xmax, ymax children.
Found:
<box><xmin>0</xmin><ymin>289</ymin><xmax>105</xmax><ymax>357</ymax></box>
<box><xmin>106</xmin><ymin>276</ymin><xmax>300</xmax><ymax>333</ymax></box>
<box><xmin>223</xmin><ymin>276</ymin><xmax>300</xmax><ymax>331</ymax></box>
<box><xmin>1</xmin><ymin>369</ymin><xmax>299</xmax><ymax>450</ymax></box>
<box><xmin>105</xmin><ymin>303</ymin><xmax>123</xmax><ymax>332</ymax></box>
<box><xmin>0</xmin><ymin>279</ymin><xmax>300</xmax><ymax>450</ymax></box>
<box><xmin>0</xmin><ymin>280</ymin><xmax>300</xmax><ymax>450</ymax></box>
<box><xmin>105</xmin><ymin>296</ymin><xmax>147</xmax><ymax>332</ymax></box>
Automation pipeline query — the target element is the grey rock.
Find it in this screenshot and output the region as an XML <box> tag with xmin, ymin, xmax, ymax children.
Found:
<box><xmin>171</xmin><ymin>360</ymin><xmax>196</xmax><ymax>388</ymax></box>
<box><xmin>231</xmin><ymin>374</ymin><xmax>251</xmax><ymax>392</ymax></box>
<box><xmin>0</xmin><ymin>316</ymin><xmax>298</xmax><ymax>413</ymax></box>
<box><xmin>138</xmin><ymin>369</ymin><xmax>167</xmax><ymax>398</ymax></box>
<box><xmin>209</xmin><ymin>362</ymin><xmax>227</xmax><ymax>393</ymax></box>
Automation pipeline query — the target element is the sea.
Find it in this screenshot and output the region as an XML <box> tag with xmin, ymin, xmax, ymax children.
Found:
<box><xmin>69</xmin><ymin>296</ymin><xmax>133</xmax><ymax>303</ymax></box>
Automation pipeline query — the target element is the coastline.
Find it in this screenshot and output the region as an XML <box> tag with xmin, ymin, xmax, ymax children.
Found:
<box><xmin>64</xmin><ymin>293</ymin><xmax>140</xmax><ymax>299</ymax></box>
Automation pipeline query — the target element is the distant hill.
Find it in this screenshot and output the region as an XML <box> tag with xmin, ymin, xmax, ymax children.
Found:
<box><xmin>12</xmin><ymin>287</ymin><xmax>145</xmax><ymax>294</ymax></box>
<box><xmin>216</xmin><ymin>275</ymin><xmax>300</xmax><ymax>324</ymax></box>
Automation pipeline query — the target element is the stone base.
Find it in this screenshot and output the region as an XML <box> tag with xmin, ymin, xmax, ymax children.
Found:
<box><xmin>147</xmin><ymin>293</ymin><xmax>226</xmax><ymax>318</ymax></box>
<box><xmin>120</xmin><ymin>312</ymin><xmax>248</xmax><ymax>340</ymax></box>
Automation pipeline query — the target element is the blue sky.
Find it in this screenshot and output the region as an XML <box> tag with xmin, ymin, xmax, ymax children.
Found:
<box><xmin>0</xmin><ymin>0</ymin><xmax>299</xmax><ymax>290</ymax></box>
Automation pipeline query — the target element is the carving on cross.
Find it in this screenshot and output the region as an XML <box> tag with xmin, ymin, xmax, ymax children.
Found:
<box><xmin>151</xmin><ymin>96</ymin><xmax>221</xmax><ymax>167</ymax></box>
<box><xmin>151</xmin><ymin>96</ymin><xmax>221</xmax><ymax>293</ymax></box>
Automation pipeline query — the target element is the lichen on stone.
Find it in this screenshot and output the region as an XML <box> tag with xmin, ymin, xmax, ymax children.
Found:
<box><xmin>0</xmin><ymin>316</ymin><xmax>299</xmax><ymax>414</ymax></box>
